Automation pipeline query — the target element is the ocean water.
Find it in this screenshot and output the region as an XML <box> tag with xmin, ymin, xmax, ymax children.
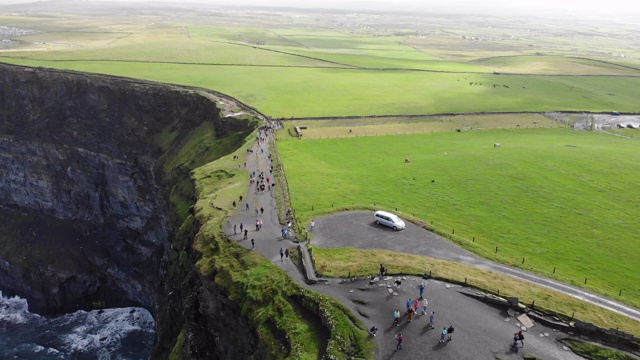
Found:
<box><xmin>0</xmin><ymin>291</ymin><xmax>155</xmax><ymax>360</ymax></box>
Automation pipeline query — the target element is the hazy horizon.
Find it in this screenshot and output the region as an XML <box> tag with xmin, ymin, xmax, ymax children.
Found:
<box><xmin>0</xmin><ymin>0</ymin><xmax>637</xmax><ymax>18</ymax></box>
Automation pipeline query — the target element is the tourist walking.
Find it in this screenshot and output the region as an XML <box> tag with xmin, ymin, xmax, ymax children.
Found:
<box><xmin>280</xmin><ymin>247</ymin><xmax>284</xmax><ymax>260</ymax></box>
<box><xmin>239</xmin><ymin>223</ymin><xmax>243</xmax><ymax>233</ymax></box>
<box><xmin>439</xmin><ymin>327</ymin><xmax>447</xmax><ymax>343</ymax></box>
<box><xmin>413</xmin><ymin>299</ymin><xmax>419</xmax><ymax>314</ymax></box>
<box><xmin>518</xmin><ymin>331</ymin><xmax>524</xmax><ymax>347</ymax></box>
<box><xmin>428</xmin><ymin>312</ymin><xmax>435</xmax><ymax>329</ymax></box>
<box><xmin>369</xmin><ymin>326</ymin><xmax>378</xmax><ymax>337</ymax></box>
<box><xmin>310</xmin><ymin>220</ymin><xmax>315</xmax><ymax>231</ymax></box>
<box><xmin>393</xmin><ymin>310</ymin><xmax>400</xmax><ymax>326</ymax></box>
<box><xmin>422</xmin><ymin>298</ymin><xmax>428</xmax><ymax>315</ymax></box>
<box><xmin>407</xmin><ymin>306</ymin><xmax>415</xmax><ymax>322</ymax></box>
<box><xmin>405</xmin><ymin>299</ymin><xmax>412</xmax><ymax>313</ymax></box>
<box><xmin>395</xmin><ymin>333</ymin><xmax>403</xmax><ymax>350</ymax></box>
<box><xmin>244</xmin><ymin>229</ymin><xmax>248</xmax><ymax>240</ymax></box>
<box><xmin>233</xmin><ymin>224</ymin><xmax>237</xmax><ymax>235</ymax></box>
<box><xmin>284</xmin><ymin>248</ymin><xmax>289</xmax><ymax>258</ymax></box>
<box><xmin>251</xmin><ymin>239</ymin><xmax>255</xmax><ymax>251</ymax></box>
<box><xmin>447</xmin><ymin>325</ymin><xmax>454</xmax><ymax>341</ymax></box>
<box><xmin>419</xmin><ymin>282</ymin><xmax>425</xmax><ymax>299</ymax></box>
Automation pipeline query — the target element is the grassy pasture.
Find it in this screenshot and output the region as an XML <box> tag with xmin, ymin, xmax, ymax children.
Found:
<box><xmin>3</xmin><ymin>56</ymin><xmax>640</xmax><ymax>118</ymax></box>
<box><xmin>14</xmin><ymin>39</ymin><xmax>338</xmax><ymax>67</ymax></box>
<box><xmin>607</xmin><ymin>128</ymin><xmax>640</xmax><ymax>138</ymax></box>
<box><xmin>278</xmin><ymin>128</ymin><xmax>640</xmax><ymax>309</ymax></box>
<box><xmin>264</xmin><ymin>45</ymin><xmax>488</xmax><ymax>71</ymax></box>
<box><xmin>3</xmin><ymin>12</ymin><xmax>640</xmax><ymax>117</ymax></box>
<box><xmin>290</xmin><ymin>114</ymin><xmax>564</xmax><ymax>139</ymax></box>
<box><xmin>472</xmin><ymin>56</ymin><xmax>640</xmax><ymax>76</ymax></box>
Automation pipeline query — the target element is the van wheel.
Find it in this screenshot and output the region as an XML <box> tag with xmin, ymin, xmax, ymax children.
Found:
<box><xmin>393</xmin><ymin>226</ymin><xmax>398</xmax><ymax>231</ymax></box>
<box><xmin>375</xmin><ymin>220</ymin><xmax>380</xmax><ymax>225</ymax></box>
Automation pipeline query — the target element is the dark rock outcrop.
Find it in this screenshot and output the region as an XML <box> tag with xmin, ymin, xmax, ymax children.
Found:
<box><xmin>0</xmin><ymin>63</ymin><xmax>259</xmax><ymax>359</ymax></box>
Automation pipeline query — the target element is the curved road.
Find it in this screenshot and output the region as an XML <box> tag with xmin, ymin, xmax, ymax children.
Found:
<box><xmin>312</xmin><ymin>211</ymin><xmax>640</xmax><ymax>323</ymax></box>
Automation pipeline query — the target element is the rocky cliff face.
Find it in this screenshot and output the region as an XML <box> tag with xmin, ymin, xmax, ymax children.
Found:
<box><xmin>0</xmin><ymin>63</ymin><xmax>259</xmax><ymax>359</ymax></box>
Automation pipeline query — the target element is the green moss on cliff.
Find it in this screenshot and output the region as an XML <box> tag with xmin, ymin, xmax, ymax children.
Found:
<box><xmin>155</xmin><ymin>106</ymin><xmax>257</xmax><ymax>222</ymax></box>
<box><xmin>168</xmin><ymin>330</ymin><xmax>186</xmax><ymax>360</ymax></box>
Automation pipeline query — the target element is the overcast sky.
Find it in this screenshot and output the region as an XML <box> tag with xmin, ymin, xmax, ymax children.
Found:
<box><xmin>0</xmin><ymin>0</ymin><xmax>636</xmax><ymax>17</ymax></box>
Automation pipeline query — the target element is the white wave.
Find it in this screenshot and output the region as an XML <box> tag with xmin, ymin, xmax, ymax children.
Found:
<box><xmin>0</xmin><ymin>290</ymin><xmax>154</xmax><ymax>358</ymax></box>
<box><xmin>60</xmin><ymin>307</ymin><xmax>155</xmax><ymax>355</ymax></box>
<box><xmin>0</xmin><ymin>290</ymin><xmax>39</xmax><ymax>325</ymax></box>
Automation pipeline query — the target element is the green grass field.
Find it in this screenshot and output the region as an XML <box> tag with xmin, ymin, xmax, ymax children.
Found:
<box><xmin>2</xmin><ymin>8</ymin><xmax>640</xmax><ymax>118</ymax></box>
<box><xmin>3</xmin><ymin>56</ymin><xmax>640</xmax><ymax>118</ymax></box>
<box><xmin>289</xmin><ymin>113</ymin><xmax>564</xmax><ymax>138</ymax></box>
<box><xmin>278</xmin><ymin>128</ymin><xmax>640</xmax><ymax>309</ymax></box>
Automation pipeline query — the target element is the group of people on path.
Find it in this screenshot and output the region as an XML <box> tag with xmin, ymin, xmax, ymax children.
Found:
<box><xmin>369</xmin><ymin>269</ymin><xmax>459</xmax><ymax>352</ymax></box>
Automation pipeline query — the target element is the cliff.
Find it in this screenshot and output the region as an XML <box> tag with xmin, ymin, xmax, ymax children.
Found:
<box><xmin>0</xmin><ymin>63</ymin><xmax>260</xmax><ymax>358</ymax></box>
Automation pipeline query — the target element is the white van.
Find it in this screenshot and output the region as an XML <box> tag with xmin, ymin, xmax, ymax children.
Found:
<box><xmin>373</xmin><ymin>211</ymin><xmax>406</xmax><ymax>231</ymax></box>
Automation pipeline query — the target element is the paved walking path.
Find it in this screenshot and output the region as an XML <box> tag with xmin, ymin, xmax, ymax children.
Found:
<box><xmin>224</xmin><ymin>128</ymin><xmax>300</xmax><ymax>273</ymax></box>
